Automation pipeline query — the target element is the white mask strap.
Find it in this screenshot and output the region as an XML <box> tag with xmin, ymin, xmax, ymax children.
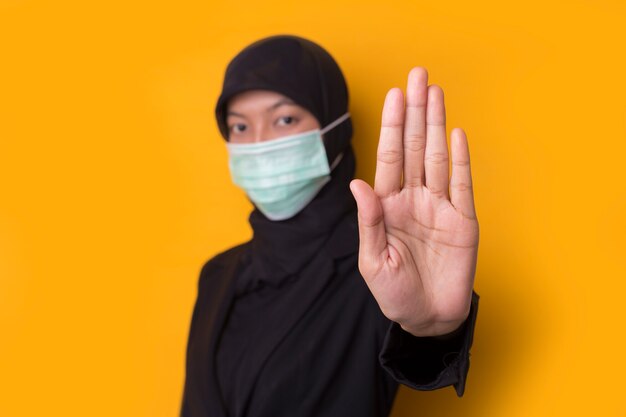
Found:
<box><xmin>320</xmin><ymin>112</ymin><xmax>351</xmax><ymax>135</ymax></box>
<box><xmin>329</xmin><ymin>151</ymin><xmax>344</xmax><ymax>171</ymax></box>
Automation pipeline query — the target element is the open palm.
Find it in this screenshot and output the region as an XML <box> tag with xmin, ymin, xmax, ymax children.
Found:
<box><xmin>349</xmin><ymin>67</ymin><xmax>479</xmax><ymax>337</ymax></box>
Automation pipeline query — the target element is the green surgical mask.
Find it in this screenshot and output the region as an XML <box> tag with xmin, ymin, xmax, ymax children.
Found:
<box><xmin>226</xmin><ymin>112</ymin><xmax>350</xmax><ymax>221</ymax></box>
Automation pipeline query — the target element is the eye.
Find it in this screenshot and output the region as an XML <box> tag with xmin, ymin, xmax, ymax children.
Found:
<box><xmin>229</xmin><ymin>123</ymin><xmax>247</xmax><ymax>134</ymax></box>
<box><xmin>276</xmin><ymin>115</ymin><xmax>298</xmax><ymax>126</ymax></box>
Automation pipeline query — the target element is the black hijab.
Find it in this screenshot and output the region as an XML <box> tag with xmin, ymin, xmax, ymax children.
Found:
<box><xmin>213</xmin><ymin>34</ymin><xmax>358</xmax><ymax>295</ymax></box>
<box><xmin>214</xmin><ymin>34</ymin><xmax>352</xmax><ymax>167</ymax></box>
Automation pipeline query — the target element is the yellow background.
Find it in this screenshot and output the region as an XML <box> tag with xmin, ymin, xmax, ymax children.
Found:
<box><xmin>1</xmin><ymin>0</ymin><xmax>625</xmax><ymax>415</ymax></box>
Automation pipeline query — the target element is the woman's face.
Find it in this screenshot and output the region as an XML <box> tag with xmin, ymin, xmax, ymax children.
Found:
<box><xmin>226</xmin><ymin>90</ymin><xmax>321</xmax><ymax>144</ymax></box>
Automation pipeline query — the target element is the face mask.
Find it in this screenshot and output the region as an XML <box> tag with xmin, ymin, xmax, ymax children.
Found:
<box><xmin>225</xmin><ymin>111</ymin><xmax>351</xmax><ymax>221</ymax></box>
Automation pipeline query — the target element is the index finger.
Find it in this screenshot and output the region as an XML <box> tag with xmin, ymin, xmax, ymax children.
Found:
<box><xmin>374</xmin><ymin>88</ymin><xmax>405</xmax><ymax>197</ymax></box>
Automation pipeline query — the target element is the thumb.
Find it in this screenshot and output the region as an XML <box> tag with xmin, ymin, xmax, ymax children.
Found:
<box><xmin>349</xmin><ymin>179</ymin><xmax>388</xmax><ymax>278</ymax></box>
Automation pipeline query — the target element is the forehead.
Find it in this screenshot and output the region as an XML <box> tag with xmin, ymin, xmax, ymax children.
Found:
<box><xmin>227</xmin><ymin>89</ymin><xmax>296</xmax><ymax>112</ymax></box>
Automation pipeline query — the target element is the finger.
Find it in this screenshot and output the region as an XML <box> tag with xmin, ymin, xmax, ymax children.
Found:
<box><xmin>424</xmin><ymin>84</ymin><xmax>450</xmax><ymax>200</ymax></box>
<box><xmin>374</xmin><ymin>88</ymin><xmax>404</xmax><ymax>197</ymax></box>
<box><xmin>349</xmin><ymin>179</ymin><xmax>388</xmax><ymax>277</ymax></box>
<box><xmin>449</xmin><ymin>128</ymin><xmax>477</xmax><ymax>219</ymax></box>
<box><xmin>403</xmin><ymin>66</ymin><xmax>428</xmax><ymax>188</ymax></box>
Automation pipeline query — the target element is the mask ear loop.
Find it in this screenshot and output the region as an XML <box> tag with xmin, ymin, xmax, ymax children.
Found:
<box><xmin>319</xmin><ymin>111</ymin><xmax>350</xmax><ymax>173</ymax></box>
<box><xmin>329</xmin><ymin>151</ymin><xmax>344</xmax><ymax>171</ymax></box>
<box><xmin>320</xmin><ymin>112</ymin><xmax>351</xmax><ymax>135</ymax></box>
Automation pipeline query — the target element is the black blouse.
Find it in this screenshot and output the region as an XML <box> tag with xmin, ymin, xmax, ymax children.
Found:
<box><xmin>180</xmin><ymin>216</ymin><xmax>479</xmax><ymax>417</ymax></box>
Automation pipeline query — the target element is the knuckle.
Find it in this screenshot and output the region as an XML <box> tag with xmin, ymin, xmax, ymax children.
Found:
<box><xmin>451</xmin><ymin>182</ymin><xmax>473</xmax><ymax>192</ymax></box>
<box><xmin>359</xmin><ymin>210</ymin><xmax>384</xmax><ymax>228</ymax></box>
<box><xmin>428</xmin><ymin>186</ymin><xmax>447</xmax><ymax>198</ymax></box>
<box><xmin>377</xmin><ymin>149</ymin><xmax>403</xmax><ymax>165</ymax></box>
<box><xmin>403</xmin><ymin>177</ymin><xmax>423</xmax><ymax>188</ymax></box>
<box><xmin>357</xmin><ymin>257</ymin><xmax>377</xmax><ymax>279</ymax></box>
<box><xmin>425</xmin><ymin>152</ymin><xmax>448</xmax><ymax>165</ymax></box>
<box><xmin>403</xmin><ymin>137</ymin><xmax>426</xmax><ymax>153</ymax></box>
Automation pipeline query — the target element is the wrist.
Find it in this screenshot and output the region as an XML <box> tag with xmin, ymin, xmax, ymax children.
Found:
<box><xmin>399</xmin><ymin>317</ymin><xmax>466</xmax><ymax>338</ymax></box>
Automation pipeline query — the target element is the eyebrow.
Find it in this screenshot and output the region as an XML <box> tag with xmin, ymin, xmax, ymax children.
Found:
<box><xmin>227</xmin><ymin>98</ymin><xmax>296</xmax><ymax>118</ymax></box>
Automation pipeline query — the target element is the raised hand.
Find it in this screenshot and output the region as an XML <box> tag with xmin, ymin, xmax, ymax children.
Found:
<box><xmin>349</xmin><ymin>67</ymin><xmax>479</xmax><ymax>337</ymax></box>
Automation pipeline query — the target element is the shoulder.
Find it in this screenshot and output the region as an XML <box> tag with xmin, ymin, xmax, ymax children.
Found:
<box><xmin>198</xmin><ymin>241</ymin><xmax>250</xmax><ymax>282</ymax></box>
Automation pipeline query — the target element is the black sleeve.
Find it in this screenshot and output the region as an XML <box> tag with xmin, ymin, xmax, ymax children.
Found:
<box><xmin>378</xmin><ymin>291</ymin><xmax>479</xmax><ymax>397</ymax></box>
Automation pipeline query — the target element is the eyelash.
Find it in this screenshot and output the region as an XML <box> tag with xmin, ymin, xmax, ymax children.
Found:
<box><xmin>229</xmin><ymin>124</ymin><xmax>245</xmax><ymax>134</ymax></box>
<box><xmin>277</xmin><ymin>115</ymin><xmax>298</xmax><ymax>126</ymax></box>
<box><xmin>229</xmin><ymin>116</ymin><xmax>298</xmax><ymax>134</ymax></box>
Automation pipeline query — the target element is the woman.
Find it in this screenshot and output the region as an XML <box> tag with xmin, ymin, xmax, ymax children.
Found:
<box><xmin>180</xmin><ymin>34</ymin><xmax>480</xmax><ymax>417</ymax></box>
